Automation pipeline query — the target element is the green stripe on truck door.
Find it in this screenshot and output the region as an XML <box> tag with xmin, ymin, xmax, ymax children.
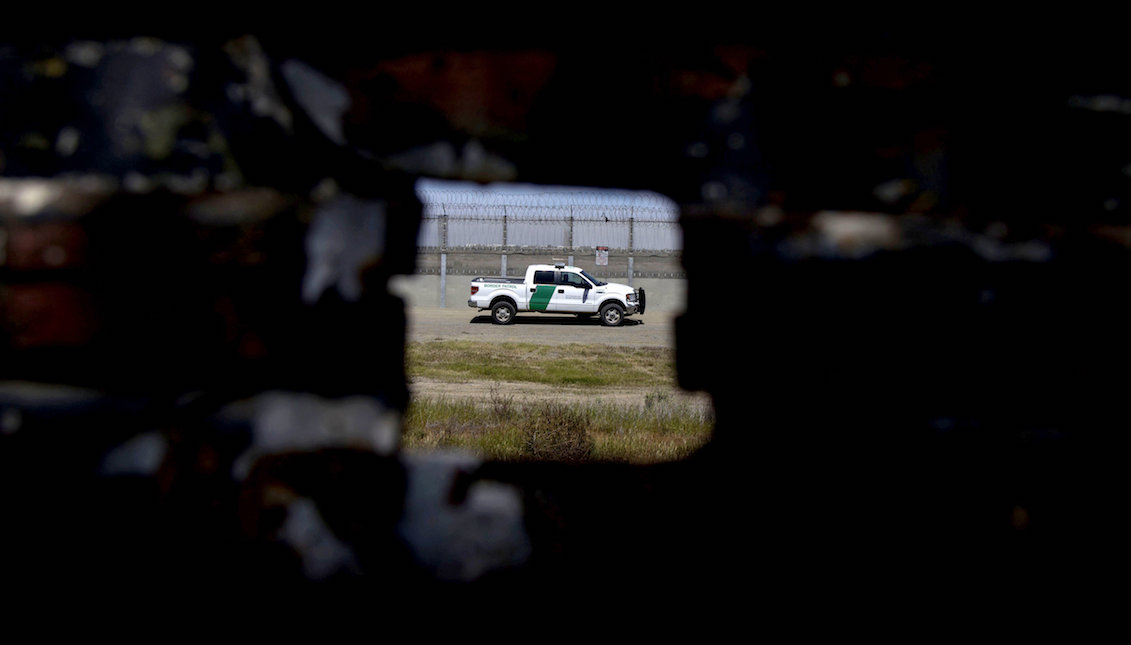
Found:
<box><xmin>530</xmin><ymin>285</ymin><xmax>555</xmax><ymax>311</ymax></box>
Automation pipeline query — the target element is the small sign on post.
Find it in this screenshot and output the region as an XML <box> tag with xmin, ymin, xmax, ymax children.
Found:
<box><xmin>596</xmin><ymin>246</ymin><xmax>608</xmax><ymax>266</ymax></box>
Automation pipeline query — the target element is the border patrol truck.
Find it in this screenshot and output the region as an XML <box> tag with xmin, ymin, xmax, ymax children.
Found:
<box><xmin>468</xmin><ymin>262</ymin><xmax>645</xmax><ymax>326</ymax></box>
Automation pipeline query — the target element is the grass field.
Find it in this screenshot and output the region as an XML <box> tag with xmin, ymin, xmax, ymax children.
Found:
<box><xmin>403</xmin><ymin>340</ymin><xmax>714</xmax><ymax>463</ymax></box>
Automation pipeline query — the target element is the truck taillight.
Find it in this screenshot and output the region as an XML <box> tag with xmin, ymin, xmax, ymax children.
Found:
<box><xmin>470</xmin><ymin>286</ymin><xmax>479</xmax><ymax>295</ymax></box>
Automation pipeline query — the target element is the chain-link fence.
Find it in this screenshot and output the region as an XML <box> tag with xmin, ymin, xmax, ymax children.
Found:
<box><xmin>416</xmin><ymin>187</ymin><xmax>682</xmax><ymax>251</ymax></box>
<box><xmin>414</xmin><ymin>184</ymin><xmax>684</xmax><ymax>305</ymax></box>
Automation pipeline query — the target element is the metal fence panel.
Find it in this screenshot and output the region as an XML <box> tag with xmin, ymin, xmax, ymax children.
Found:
<box><xmin>416</xmin><ymin>184</ymin><xmax>682</xmax><ymax>252</ymax></box>
<box><xmin>508</xmin><ymin>220</ymin><xmax>571</xmax><ymax>247</ymax></box>
<box><xmin>573</xmin><ymin>219</ymin><xmax>630</xmax><ymax>249</ymax></box>
<box><xmin>417</xmin><ymin>216</ymin><xmax>441</xmax><ymax>248</ymax></box>
<box><xmin>448</xmin><ymin>218</ymin><xmax>504</xmax><ymax>247</ymax></box>
<box><xmin>633</xmin><ymin>220</ymin><xmax>683</xmax><ymax>250</ymax></box>
<box><xmin>418</xmin><ymin>216</ymin><xmax>682</xmax><ymax>251</ymax></box>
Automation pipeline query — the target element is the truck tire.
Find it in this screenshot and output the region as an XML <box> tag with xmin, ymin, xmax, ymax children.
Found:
<box><xmin>600</xmin><ymin>302</ymin><xmax>624</xmax><ymax>326</ymax></box>
<box><xmin>492</xmin><ymin>301</ymin><xmax>517</xmax><ymax>325</ymax></box>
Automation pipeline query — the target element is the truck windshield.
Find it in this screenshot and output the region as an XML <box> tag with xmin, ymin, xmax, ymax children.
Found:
<box><xmin>580</xmin><ymin>269</ymin><xmax>607</xmax><ymax>286</ymax></box>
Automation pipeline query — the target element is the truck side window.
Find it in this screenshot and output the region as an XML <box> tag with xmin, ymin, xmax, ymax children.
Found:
<box><xmin>534</xmin><ymin>270</ymin><xmax>556</xmax><ymax>285</ymax></box>
<box><xmin>561</xmin><ymin>272</ymin><xmax>587</xmax><ymax>288</ymax></box>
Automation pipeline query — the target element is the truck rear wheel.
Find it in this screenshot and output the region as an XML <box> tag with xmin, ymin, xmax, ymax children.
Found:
<box><xmin>600</xmin><ymin>302</ymin><xmax>624</xmax><ymax>326</ymax></box>
<box><xmin>491</xmin><ymin>301</ymin><xmax>516</xmax><ymax>325</ymax></box>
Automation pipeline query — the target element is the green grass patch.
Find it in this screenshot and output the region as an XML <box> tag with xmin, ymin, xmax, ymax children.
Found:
<box><xmin>402</xmin><ymin>390</ymin><xmax>714</xmax><ymax>464</ymax></box>
<box><xmin>406</xmin><ymin>340</ymin><xmax>675</xmax><ymax>388</ymax></box>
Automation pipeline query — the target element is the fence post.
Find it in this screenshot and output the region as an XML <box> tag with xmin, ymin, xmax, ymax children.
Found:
<box><xmin>568</xmin><ymin>206</ymin><xmax>574</xmax><ymax>267</ymax></box>
<box><xmin>501</xmin><ymin>206</ymin><xmax>508</xmax><ymax>276</ymax></box>
<box><xmin>440</xmin><ymin>205</ymin><xmax>448</xmax><ymax>307</ymax></box>
<box><xmin>628</xmin><ymin>214</ymin><xmax>635</xmax><ymax>287</ymax></box>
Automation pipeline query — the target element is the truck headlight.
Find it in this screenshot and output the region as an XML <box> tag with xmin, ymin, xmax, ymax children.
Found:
<box><xmin>626</xmin><ymin>292</ymin><xmax>637</xmax><ymax>302</ymax></box>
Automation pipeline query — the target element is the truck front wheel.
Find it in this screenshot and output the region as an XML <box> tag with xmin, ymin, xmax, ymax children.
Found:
<box><xmin>491</xmin><ymin>301</ymin><xmax>517</xmax><ymax>325</ymax></box>
<box><xmin>600</xmin><ymin>302</ymin><xmax>624</xmax><ymax>326</ymax></box>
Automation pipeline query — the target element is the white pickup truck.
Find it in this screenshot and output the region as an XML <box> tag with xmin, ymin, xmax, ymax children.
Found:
<box><xmin>468</xmin><ymin>262</ymin><xmax>645</xmax><ymax>326</ymax></box>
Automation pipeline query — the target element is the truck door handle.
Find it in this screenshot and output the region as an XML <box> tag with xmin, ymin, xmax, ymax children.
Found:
<box><xmin>530</xmin><ymin>288</ymin><xmax>536</xmax><ymax>292</ymax></box>
<box><xmin>558</xmin><ymin>289</ymin><xmax>565</xmax><ymax>293</ymax></box>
